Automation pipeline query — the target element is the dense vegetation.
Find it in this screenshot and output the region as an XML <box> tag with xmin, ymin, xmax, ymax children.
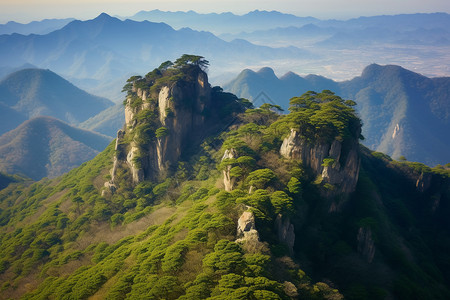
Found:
<box><xmin>122</xmin><ymin>54</ymin><xmax>210</xmax><ymax>101</ymax></box>
<box><xmin>0</xmin><ymin>113</ymin><xmax>341</xmax><ymax>299</ymax></box>
<box><xmin>0</xmin><ymin>60</ymin><xmax>449</xmax><ymax>299</ymax></box>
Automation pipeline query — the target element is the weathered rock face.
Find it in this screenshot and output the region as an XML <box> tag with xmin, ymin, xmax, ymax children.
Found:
<box><xmin>222</xmin><ymin>148</ymin><xmax>238</xmax><ymax>192</ymax></box>
<box><xmin>280</xmin><ymin>129</ymin><xmax>360</xmax><ymax>197</ymax></box>
<box><xmin>236</xmin><ymin>209</ymin><xmax>260</xmax><ymax>244</ymax></box>
<box><xmin>102</xmin><ymin>129</ymin><xmax>125</xmax><ymax>196</ymax></box>
<box><xmin>107</xmin><ymin>69</ymin><xmax>214</xmax><ymax>188</ymax></box>
<box><xmin>275</xmin><ymin>214</ymin><xmax>295</xmax><ymax>255</ymax></box>
<box><xmin>151</xmin><ymin>74</ymin><xmax>211</xmax><ymax>177</ymax></box>
<box><xmin>126</xmin><ymin>144</ymin><xmax>144</xmax><ymax>183</ymax></box>
<box><xmin>357</xmin><ymin>227</ymin><xmax>376</xmax><ymax>263</ymax></box>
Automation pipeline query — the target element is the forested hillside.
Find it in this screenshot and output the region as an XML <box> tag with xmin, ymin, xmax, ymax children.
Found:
<box><xmin>0</xmin><ymin>58</ymin><xmax>449</xmax><ymax>299</ymax></box>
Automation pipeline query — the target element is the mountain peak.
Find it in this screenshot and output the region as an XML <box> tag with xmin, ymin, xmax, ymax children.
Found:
<box><xmin>360</xmin><ymin>64</ymin><xmax>427</xmax><ymax>82</ymax></box>
<box><xmin>95</xmin><ymin>12</ymin><xmax>113</xmax><ymax>20</ymax></box>
<box><xmin>88</xmin><ymin>12</ymin><xmax>121</xmax><ymax>25</ymax></box>
<box><xmin>107</xmin><ymin>56</ymin><xmax>246</xmax><ymax>186</ymax></box>
<box><xmin>280</xmin><ymin>71</ymin><xmax>301</xmax><ymax>80</ymax></box>
<box><xmin>0</xmin><ymin>68</ymin><xmax>113</xmax><ymax>126</ymax></box>
<box><xmin>256</xmin><ymin>67</ymin><xmax>278</xmax><ymax>79</ymax></box>
<box><xmin>0</xmin><ymin>116</ymin><xmax>111</xmax><ymax>180</ymax></box>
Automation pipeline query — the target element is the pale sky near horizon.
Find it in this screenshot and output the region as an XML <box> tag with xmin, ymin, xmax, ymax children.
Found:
<box><xmin>0</xmin><ymin>0</ymin><xmax>449</xmax><ymax>23</ymax></box>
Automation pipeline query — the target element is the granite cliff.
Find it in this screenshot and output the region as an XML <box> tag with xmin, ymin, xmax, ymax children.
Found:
<box><xmin>280</xmin><ymin>129</ymin><xmax>360</xmax><ymax>199</ymax></box>
<box><xmin>104</xmin><ymin>56</ymin><xmax>246</xmax><ymax>194</ymax></box>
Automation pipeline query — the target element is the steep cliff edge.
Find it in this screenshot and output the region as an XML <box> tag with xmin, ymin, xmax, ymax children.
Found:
<box><xmin>280</xmin><ymin>129</ymin><xmax>360</xmax><ymax>198</ymax></box>
<box><xmin>278</xmin><ymin>91</ymin><xmax>362</xmax><ymax>208</ymax></box>
<box><xmin>104</xmin><ymin>56</ymin><xmax>246</xmax><ymax>193</ymax></box>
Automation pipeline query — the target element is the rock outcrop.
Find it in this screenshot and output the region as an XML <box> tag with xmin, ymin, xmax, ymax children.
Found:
<box><xmin>107</xmin><ymin>68</ymin><xmax>213</xmax><ymax>189</ymax></box>
<box><xmin>222</xmin><ymin>148</ymin><xmax>238</xmax><ymax>192</ymax></box>
<box><xmin>280</xmin><ymin>129</ymin><xmax>360</xmax><ymax>198</ymax></box>
<box><xmin>275</xmin><ymin>214</ymin><xmax>295</xmax><ymax>255</ymax></box>
<box><xmin>357</xmin><ymin>227</ymin><xmax>376</xmax><ymax>263</ymax></box>
<box><xmin>236</xmin><ymin>209</ymin><xmax>260</xmax><ymax>244</ymax></box>
<box><xmin>103</xmin><ymin>65</ymin><xmax>243</xmax><ymax>193</ymax></box>
<box><xmin>102</xmin><ymin>129</ymin><xmax>125</xmax><ymax>196</ymax></box>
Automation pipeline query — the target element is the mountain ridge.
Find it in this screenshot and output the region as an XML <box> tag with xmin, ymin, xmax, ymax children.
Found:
<box><xmin>0</xmin><ymin>68</ymin><xmax>113</xmax><ymax>135</ymax></box>
<box><xmin>0</xmin><ymin>18</ymin><xmax>74</xmax><ymax>35</ymax></box>
<box><xmin>224</xmin><ymin>64</ymin><xmax>450</xmax><ymax>165</ymax></box>
<box><xmin>0</xmin><ymin>13</ymin><xmax>311</xmax><ymax>99</ymax></box>
<box><xmin>0</xmin><ymin>116</ymin><xmax>112</xmax><ymax>180</ymax></box>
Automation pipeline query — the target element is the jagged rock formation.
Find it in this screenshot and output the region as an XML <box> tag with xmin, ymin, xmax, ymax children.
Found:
<box><xmin>280</xmin><ymin>128</ymin><xmax>360</xmax><ymax>198</ymax></box>
<box><xmin>222</xmin><ymin>148</ymin><xmax>238</xmax><ymax>191</ymax></box>
<box><xmin>113</xmin><ymin>72</ymin><xmax>210</xmax><ymax>185</ymax></box>
<box><xmin>105</xmin><ymin>61</ymin><xmax>244</xmax><ymax>192</ymax></box>
<box><xmin>102</xmin><ymin>129</ymin><xmax>125</xmax><ymax>196</ymax></box>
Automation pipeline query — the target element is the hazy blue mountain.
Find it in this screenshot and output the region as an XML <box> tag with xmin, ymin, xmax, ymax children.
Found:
<box><xmin>0</xmin><ymin>18</ymin><xmax>74</xmax><ymax>35</ymax></box>
<box><xmin>0</xmin><ymin>13</ymin><xmax>311</xmax><ymax>98</ymax></box>
<box><xmin>0</xmin><ymin>68</ymin><xmax>113</xmax><ymax>134</ymax></box>
<box><xmin>225</xmin><ymin>64</ymin><xmax>450</xmax><ymax>165</ymax></box>
<box><xmin>219</xmin><ymin>23</ymin><xmax>335</xmax><ymax>45</ymax></box>
<box><xmin>223</xmin><ymin>67</ymin><xmax>339</xmax><ymax>108</ymax></box>
<box><xmin>321</xmin><ymin>13</ymin><xmax>450</xmax><ymax>31</ymax></box>
<box><xmin>0</xmin><ymin>63</ymin><xmax>37</xmax><ymax>80</ymax></box>
<box><xmin>79</xmin><ymin>103</ymin><xmax>125</xmax><ymax>138</ymax></box>
<box><xmin>137</xmin><ymin>11</ymin><xmax>450</xmax><ymax>49</ymax></box>
<box><xmin>0</xmin><ymin>102</ymin><xmax>27</xmax><ymax>135</ymax></box>
<box><xmin>129</xmin><ymin>9</ymin><xmax>318</xmax><ymax>34</ymax></box>
<box><xmin>0</xmin><ymin>116</ymin><xmax>112</xmax><ymax>180</ymax></box>
<box><xmin>315</xmin><ymin>26</ymin><xmax>450</xmax><ymax>48</ymax></box>
<box><xmin>340</xmin><ymin>64</ymin><xmax>450</xmax><ymax>166</ymax></box>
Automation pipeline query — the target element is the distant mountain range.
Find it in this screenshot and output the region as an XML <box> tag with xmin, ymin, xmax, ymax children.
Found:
<box><xmin>0</xmin><ymin>68</ymin><xmax>113</xmax><ymax>135</ymax></box>
<box><xmin>223</xmin><ymin>67</ymin><xmax>339</xmax><ymax>107</ymax></box>
<box><xmin>0</xmin><ymin>13</ymin><xmax>311</xmax><ymax>100</ymax></box>
<box><xmin>0</xmin><ymin>18</ymin><xmax>74</xmax><ymax>35</ymax></box>
<box><xmin>0</xmin><ymin>67</ymin><xmax>116</xmax><ymax>180</ymax></box>
<box><xmin>128</xmin><ymin>10</ymin><xmax>450</xmax><ymax>48</ymax></box>
<box><xmin>0</xmin><ymin>116</ymin><xmax>111</xmax><ymax>180</ymax></box>
<box><xmin>224</xmin><ymin>64</ymin><xmax>450</xmax><ymax>165</ymax></box>
<box><xmin>1</xmin><ymin>11</ymin><xmax>448</xmax><ymax>97</ymax></box>
<box><xmin>128</xmin><ymin>9</ymin><xmax>318</xmax><ymax>34</ymax></box>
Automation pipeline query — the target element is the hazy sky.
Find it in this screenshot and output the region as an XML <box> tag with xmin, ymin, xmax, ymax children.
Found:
<box><xmin>0</xmin><ymin>0</ymin><xmax>449</xmax><ymax>23</ymax></box>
